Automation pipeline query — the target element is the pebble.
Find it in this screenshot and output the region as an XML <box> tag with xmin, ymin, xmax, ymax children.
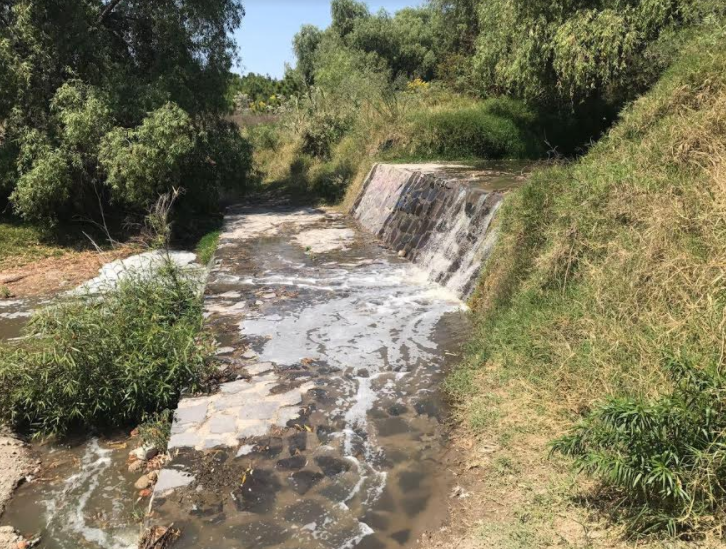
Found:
<box><xmin>128</xmin><ymin>460</ymin><xmax>145</xmax><ymax>474</ymax></box>
<box><xmin>242</xmin><ymin>349</ymin><xmax>257</xmax><ymax>359</ymax></box>
<box><xmin>134</xmin><ymin>474</ymin><xmax>152</xmax><ymax>490</ymax></box>
<box><xmin>262</xmin><ymin>292</ymin><xmax>276</xmax><ymax>299</ymax></box>
<box><xmin>215</xmin><ymin>346</ymin><xmax>235</xmax><ymax>355</ymax></box>
<box><xmin>131</xmin><ymin>445</ymin><xmax>158</xmax><ymax>461</ymax></box>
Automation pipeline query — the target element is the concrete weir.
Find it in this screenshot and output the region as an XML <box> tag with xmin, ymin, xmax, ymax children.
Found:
<box><xmin>150</xmin><ymin>163</ymin><xmax>525</xmax><ymax>548</ymax></box>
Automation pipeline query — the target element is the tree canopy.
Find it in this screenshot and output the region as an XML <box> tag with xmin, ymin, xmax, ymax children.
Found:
<box><xmin>0</xmin><ymin>0</ymin><xmax>251</xmax><ymax>226</ymax></box>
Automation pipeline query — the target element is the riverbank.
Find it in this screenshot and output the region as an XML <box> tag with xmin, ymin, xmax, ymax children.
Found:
<box><xmin>0</xmin><ymin>433</ymin><xmax>35</xmax><ymax>518</ymax></box>
<box><xmin>0</xmin><ymin>432</ymin><xmax>36</xmax><ymax>549</ymax></box>
<box><xmin>429</xmin><ymin>19</ymin><xmax>726</xmax><ymax>548</ymax></box>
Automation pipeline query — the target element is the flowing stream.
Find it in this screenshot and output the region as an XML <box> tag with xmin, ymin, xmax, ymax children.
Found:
<box><xmin>0</xmin><ymin>162</ymin><xmax>528</xmax><ymax>548</ymax></box>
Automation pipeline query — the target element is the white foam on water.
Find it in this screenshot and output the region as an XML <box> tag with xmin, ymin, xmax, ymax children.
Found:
<box><xmin>293</xmin><ymin>228</ymin><xmax>356</xmax><ymax>254</ymax></box>
<box><xmin>76</xmin><ymin>250</ymin><xmax>200</xmax><ymax>294</ymax></box>
<box><xmin>239</xmin><ymin>257</ymin><xmax>462</xmax><ymax>549</ymax></box>
<box><xmin>353</xmin><ymin>163</ymin><xmax>509</xmax><ymax>299</ymax></box>
<box><xmin>416</xmin><ymin>194</ymin><xmax>502</xmax><ymax>296</ymax></box>
<box><xmin>220</xmin><ymin>208</ymin><xmax>327</xmax><ymax>244</ymax></box>
<box><xmin>0</xmin><ymin>310</ymin><xmax>32</xmax><ymax>319</ymax></box>
<box><xmin>41</xmin><ymin>439</ymin><xmax>137</xmax><ymax>549</ymax></box>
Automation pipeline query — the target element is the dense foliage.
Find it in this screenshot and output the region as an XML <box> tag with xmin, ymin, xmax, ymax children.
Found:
<box><xmin>553</xmin><ymin>355</ymin><xmax>726</xmax><ymax>535</ymax></box>
<box><xmin>0</xmin><ymin>0</ymin><xmax>251</xmax><ymax>226</ymax></box>
<box><xmin>0</xmin><ymin>260</ymin><xmax>212</xmax><ymax>436</ymax></box>
<box><xmin>472</xmin><ymin>0</ymin><xmax>699</xmax><ymax>105</ymax></box>
<box><xmin>246</xmin><ymin>0</ymin><xmax>721</xmax><ymax>205</ymax></box>
<box><xmin>226</xmin><ymin>72</ymin><xmax>300</xmax><ymax>111</ymax></box>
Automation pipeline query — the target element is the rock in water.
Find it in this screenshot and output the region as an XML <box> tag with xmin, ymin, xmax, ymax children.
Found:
<box><xmin>134</xmin><ymin>474</ymin><xmax>152</xmax><ymax>490</ymax></box>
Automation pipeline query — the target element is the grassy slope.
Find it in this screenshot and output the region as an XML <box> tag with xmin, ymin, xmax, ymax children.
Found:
<box><xmin>444</xmin><ymin>22</ymin><xmax>726</xmax><ymax>546</ymax></box>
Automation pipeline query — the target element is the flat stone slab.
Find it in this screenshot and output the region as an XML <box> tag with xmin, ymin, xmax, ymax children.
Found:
<box><xmin>168</xmin><ymin>373</ymin><xmax>313</xmax><ymax>451</ymax></box>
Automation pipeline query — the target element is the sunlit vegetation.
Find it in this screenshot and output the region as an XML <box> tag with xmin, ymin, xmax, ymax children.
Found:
<box><xmin>0</xmin><ymin>260</ymin><xmax>212</xmax><ymax>436</ymax></box>
<box><xmin>453</xmin><ymin>18</ymin><xmax>726</xmax><ymax>537</ymax></box>
<box><xmin>0</xmin><ymin>0</ymin><xmax>252</xmax><ymax>229</ymax></box>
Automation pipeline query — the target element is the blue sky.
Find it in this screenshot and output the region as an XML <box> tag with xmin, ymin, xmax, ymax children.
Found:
<box><xmin>233</xmin><ymin>0</ymin><xmax>422</xmax><ymax>79</ymax></box>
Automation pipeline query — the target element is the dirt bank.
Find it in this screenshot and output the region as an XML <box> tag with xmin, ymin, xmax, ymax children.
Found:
<box><xmin>0</xmin><ymin>433</ymin><xmax>36</xmax><ymax>548</ymax></box>
<box><xmin>0</xmin><ymin>246</ymin><xmax>138</xmax><ymax>298</ymax></box>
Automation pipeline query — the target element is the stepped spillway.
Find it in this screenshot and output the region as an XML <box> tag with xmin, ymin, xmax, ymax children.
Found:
<box><xmin>353</xmin><ymin>162</ymin><xmax>527</xmax><ymax>298</ymax></box>
<box><xmin>145</xmin><ymin>163</ymin><xmax>527</xmax><ymax>549</ymax></box>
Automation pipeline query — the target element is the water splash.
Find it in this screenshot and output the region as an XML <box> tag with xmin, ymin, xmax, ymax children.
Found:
<box><xmin>353</xmin><ymin>163</ymin><xmax>522</xmax><ymax>298</ymax></box>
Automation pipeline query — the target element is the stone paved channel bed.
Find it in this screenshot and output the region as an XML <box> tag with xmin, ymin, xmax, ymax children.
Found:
<box><xmin>150</xmin><ymin>205</ymin><xmax>470</xmax><ymax>549</ymax></box>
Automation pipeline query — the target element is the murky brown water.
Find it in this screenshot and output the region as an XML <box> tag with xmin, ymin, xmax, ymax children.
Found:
<box><xmin>0</xmin><ymin>297</ymin><xmax>40</xmax><ymax>341</ymax></box>
<box><xmin>148</xmin><ymin>206</ymin><xmax>471</xmax><ymax>549</ymax></box>
<box><xmin>1</xmin><ymin>437</ymin><xmax>139</xmax><ymax>548</ymax></box>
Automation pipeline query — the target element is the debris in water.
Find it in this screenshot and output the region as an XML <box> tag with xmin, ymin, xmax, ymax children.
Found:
<box><xmin>138</xmin><ymin>525</ymin><xmax>180</xmax><ymax>549</ymax></box>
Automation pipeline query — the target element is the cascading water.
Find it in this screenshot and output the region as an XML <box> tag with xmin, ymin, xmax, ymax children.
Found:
<box><xmin>2</xmin><ymin>162</ymin><xmax>528</xmax><ymax>549</ymax></box>
<box><xmin>352</xmin><ymin>162</ymin><xmax>527</xmax><ymax>298</ymax></box>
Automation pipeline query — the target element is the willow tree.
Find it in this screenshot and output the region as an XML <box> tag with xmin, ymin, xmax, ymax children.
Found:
<box><xmin>0</xmin><ymin>0</ymin><xmax>251</xmax><ymax>225</ymax></box>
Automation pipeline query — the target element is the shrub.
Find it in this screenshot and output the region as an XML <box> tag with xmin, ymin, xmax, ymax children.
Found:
<box><xmin>300</xmin><ymin>111</ymin><xmax>351</xmax><ymax>159</ymax></box>
<box><xmin>309</xmin><ymin>158</ymin><xmax>356</xmax><ymax>203</ymax></box>
<box><xmin>553</xmin><ymin>354</ymin><xmax>726</xmax><ymax>535</ymax></box>
<box><xmin>137</xmin><ymin>409</ymin><xmax>174</xmax><ymax>452</ymax></box>
<box><xmin>406</xmin><ymin>98</ymin><xmax>542</xmax><ymax>159</ymax></box>
<box><xmin>248</xmin><ymin>123</ymin><xmax>282</xmax><ymax>151</ymax></box>
<box><xmin>0</xmin><ymin>259</ymin><xmax>213</xmax><ymax>436</ymax></box>
<box><xmin>100</xmin><ymin>103</ymin><xmax>196</xmax><ymax>208</ymax></box>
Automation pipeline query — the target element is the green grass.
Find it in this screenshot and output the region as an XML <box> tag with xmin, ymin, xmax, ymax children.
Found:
<box><xmin>0</xmin><ymin>220</ymin><xmax>66</xmax><ymax>270</ymax></box>
<box><xmin>0</xmin><ymin>259</ymin><xmax>213</xmax><ymax>436</ymax></box>
<box><xmin>451</xmin><ymin>21</ymin><xmax>726</xmax><ymax>538</ymax></box>
<box><xmin>195</xmin><ymin>229</ymin><xmax>221</xmax><ymax>265</ymax></box>
<box><xmin>405</xmin><ymin>97</ymin><xmax>543</xmax><ymax>160</ymax></box>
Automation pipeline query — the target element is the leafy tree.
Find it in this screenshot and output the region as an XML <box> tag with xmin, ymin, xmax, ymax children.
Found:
<box><xmin>293</xmin><ymin>24</ymin><xmax>324</xmax><ymax>87</ymax></box>
<box><xmin>331</xmin><ymin>0</ymin><xmax>370</xmax><ymax>38</ymax></box>
<box><xmin>472</xmin><ymin>0</ymin><xmax>697</xmax><ymax>106</ymax></box>
<box><xmin>0</xmin><ymin>0</ymin><xmax>250</xmax><ymax>226</ymax></box>
<box><xmin>100</xmin><ymin>103</ymin><xmax>195</xmax><ymax>208</ymax></box>
<box><xmin>347</xmin><ymin>7</ymin><xmax>438</xmax><ymax>80</ymax></box>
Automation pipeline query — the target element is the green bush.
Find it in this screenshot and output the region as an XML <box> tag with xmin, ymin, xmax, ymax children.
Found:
<box><xmin>553</xmin><ymin>354</ymin><xmax>726</xmax><ymax>535</ymax></box>
<box><xmin>0</xmin><ymin>0</ymin><xmax>246</xmax><ymax>227</ymax></box>
<box><xmin>406</xmin><ymin>98</ymin><xmax>542</xmax><ymax>159</ymax></box>
<box><xmin>138</xmin><ymin>409</ymin><xmax>174</xmax><ymax>453</ymax></box>
<box><xmin>300</xmin><ymin>111</ymin><xmax>351</xmax><ymax>159</ymax></box>
<box><xmin>472</xmin><ymin>0</ymin><xmax>712</xmax><ymax>107</ymax></box>
<box><xmin>0</xmin><ymin>260</ymin><xmax>213</xmax><ymax>436</ymax></box>
<box><xmin>248</xmin><ymin>124</ymin><xmax>282</xmax><ymax>151</ymax></box>
<box><xmin>100</xmin><ymin>103</ymin><xmax>195</xmax><ymax>207</ymax></box>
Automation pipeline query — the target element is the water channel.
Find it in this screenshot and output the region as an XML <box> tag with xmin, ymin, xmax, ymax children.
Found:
<box><xmin>0</xmin><ymin>162</ymin><xmax>528</xmax><ymax>549</ymax></box>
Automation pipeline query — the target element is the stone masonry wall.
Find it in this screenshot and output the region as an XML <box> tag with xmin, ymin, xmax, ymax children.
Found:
<box><xmin>351</xmin><ymin>163</ymin><xmax>505</xmax><ymax>295</ymax></box>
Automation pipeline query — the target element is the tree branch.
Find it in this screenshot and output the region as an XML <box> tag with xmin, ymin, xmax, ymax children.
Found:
<box><xmin>97</xmin><ymin>0</ymin><xmax>126</xmax><ymax>24</ymax></box>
